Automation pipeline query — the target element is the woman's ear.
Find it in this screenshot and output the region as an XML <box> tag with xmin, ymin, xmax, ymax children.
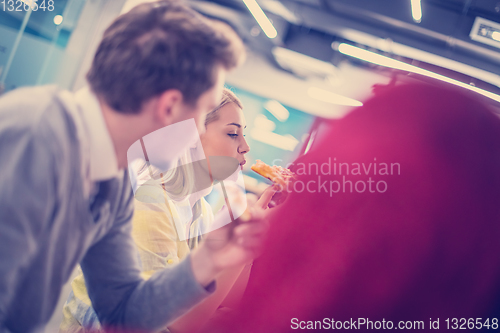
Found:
<box><xmin>155</xmin><ymin>89</ymin><xmax>184</xmax><ymax>127</ymax></box>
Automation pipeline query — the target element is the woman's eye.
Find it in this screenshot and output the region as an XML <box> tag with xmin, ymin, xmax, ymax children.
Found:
<box><xmin>228</xmin><ymin>133</ymin><xmax>238</xmax><ymax>138</ymax></box>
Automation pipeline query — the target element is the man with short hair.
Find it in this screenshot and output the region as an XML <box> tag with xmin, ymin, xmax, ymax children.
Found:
<box><xmin>0</xmin><ymin>1</ymin><xmax>261</xmax><ymax>332</ymax></box>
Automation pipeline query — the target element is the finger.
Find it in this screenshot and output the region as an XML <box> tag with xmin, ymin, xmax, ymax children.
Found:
<box><xmin>272</xmin><ymin>188</ymin><xmax>290</xmax><ymax>206</ymax></box>
<box><xmin>236</xmin><ymin>236</ymin><xmax>266</xmax><ymax>259</ymax></box>
<box><xmin>255</xmin><ymin>185</ymin><xmax>279</xmax><ymax>210</ymax></box>
<box><xmin>237</xmin><ymin>235</ymin><xmax>265</xmax><ymax>249</ymax></box>
<box><xmin>236</xmin><ymin>206</ymin><xmax>266</xmax><ymax>224</ymax></box>
<box><xmin>249</xmin><ymin>206</ymin><xmax>266</xmax><ymax>220</ymax></box>
<box><xmin>233</xmin><ymin>222</ymin><xmax>268</xmax><ymax>238</ymax></box>
<box><xmin>202</xmin><ymin>223</ymin><xmax>233</xmax><ymax>245</ymax></box>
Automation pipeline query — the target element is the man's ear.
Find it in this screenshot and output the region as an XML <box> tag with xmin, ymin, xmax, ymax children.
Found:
<box><xmin>155</xmin><ymin>89</ymin><xmax>184</xmax><ymax>127</ymax></box>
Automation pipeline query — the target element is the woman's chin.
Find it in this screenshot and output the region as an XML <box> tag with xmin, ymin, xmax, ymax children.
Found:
<box><xmin>225</xmin><ymin>166</ymin><xmax>242</xmax><ymax>183</ymax></box>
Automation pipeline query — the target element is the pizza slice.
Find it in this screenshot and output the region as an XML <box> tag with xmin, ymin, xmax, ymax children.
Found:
<box><xmin>251</xmin><ymin>159</ymin><xmax>295</xmax><ymax>188</ymax></box>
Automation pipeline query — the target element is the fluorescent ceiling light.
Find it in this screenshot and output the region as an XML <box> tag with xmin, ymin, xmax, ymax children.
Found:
<box><xmin>338</xmin><ymin>43</ymin><xmax>500</xmax><ymax>103</ymax></box>
<box><xmin>308</xmin><ymin>87</ymin><xmax>363</xmax><ymax>106</ymax></box>
<box><xmin>273</xmin><ymin>46</ymin><xmax>337</xmax><ymax>77</ymax></box>
<box><xmin>492</xmin><ymin>31</ymin><xmax>500</xmax><ymax>42</ymax></box>
<box><xmin>264</xmin><ymin>100</ymin><xmax>290</xmax><ymax>122</ymax></box>
<box><xmin>339</xmin><ymin>43</ymin><xmax>415</xmax><ymax>71</ymax></box>
<box><xmin>411</xmin><ymin>0</ymin><xmax>422</xmax><ymax>23</ymax></box>
<box><xmin>337</xmin><ymin>29</ymin><xmax>500</xmax><ymax>88</ymax></box>
<box><xmin>242</xmin><ymin>0</ymin><xmax>277</xmax><ymax>39</ymax></box>
<box><xmin>250</xmin><ymin>128</ymin><xmax>299</xmax><ymax>151</ymax></box>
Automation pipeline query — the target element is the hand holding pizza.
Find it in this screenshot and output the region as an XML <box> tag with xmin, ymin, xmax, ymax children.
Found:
<box><xmin>251</xmin><ymin>160</ymin><xmax>295</xmax><ymax>208</ymax></box>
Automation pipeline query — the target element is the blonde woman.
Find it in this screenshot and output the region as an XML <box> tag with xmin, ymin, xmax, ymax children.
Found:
<box><xmin>60</xmin><ymin>89</ymin><xmax>276</xmax><ymax>333</ymax></box>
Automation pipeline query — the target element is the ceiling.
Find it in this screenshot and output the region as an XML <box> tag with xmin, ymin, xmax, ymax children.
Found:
<box><xmin>190</xmin><ymin>0</ymin><xmax>500</xmax><ymax>111</ymax></box>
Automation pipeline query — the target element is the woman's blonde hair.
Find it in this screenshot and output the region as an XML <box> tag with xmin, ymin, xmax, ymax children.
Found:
<box><xmin>205</xmin><ymin>88</ymin><xmax>243</xmax><ymax>126</ymax></box>
<box><xmin>132</xmin><ymin>150</ymin><xmax>195</xmax><ymax>202</ymax></box>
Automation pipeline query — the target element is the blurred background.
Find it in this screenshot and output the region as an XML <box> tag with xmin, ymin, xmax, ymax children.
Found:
<box><xmin>2</xmin><ymin>0</ymin><xmax>500</xmax><ymax>180</ymax></box>
<box><xmin>2</xmin><ymin>0</ymin><xmax>500</xmax><ymax>188</ymax></box>
<box><xmin>1</xmin><ymin>0</ymin><xmax>500</xmax><ymax>329</ymax></box>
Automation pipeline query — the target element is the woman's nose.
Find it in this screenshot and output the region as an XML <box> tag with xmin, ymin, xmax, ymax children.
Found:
<box><xmin>238</xmin><ymin>138</ymin><xmax>250</xmax><ymax>154</ymax></box>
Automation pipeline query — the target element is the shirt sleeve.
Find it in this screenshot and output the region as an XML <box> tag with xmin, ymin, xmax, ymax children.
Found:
<box><xmin>80</xmin><ymin>172</ymin><xmax>215</xmax><ymax>333</ymax></box>
<box><xmin>0</xmin><ymin>117</ymin><xmax>56</xmax><ymax>325</ymax></box>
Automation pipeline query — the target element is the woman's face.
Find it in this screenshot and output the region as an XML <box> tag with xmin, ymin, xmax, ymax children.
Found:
<box><xmin>200</xmin><ymin>102</ymin><xmax>250</xmax><ymax>168</ymax></box>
